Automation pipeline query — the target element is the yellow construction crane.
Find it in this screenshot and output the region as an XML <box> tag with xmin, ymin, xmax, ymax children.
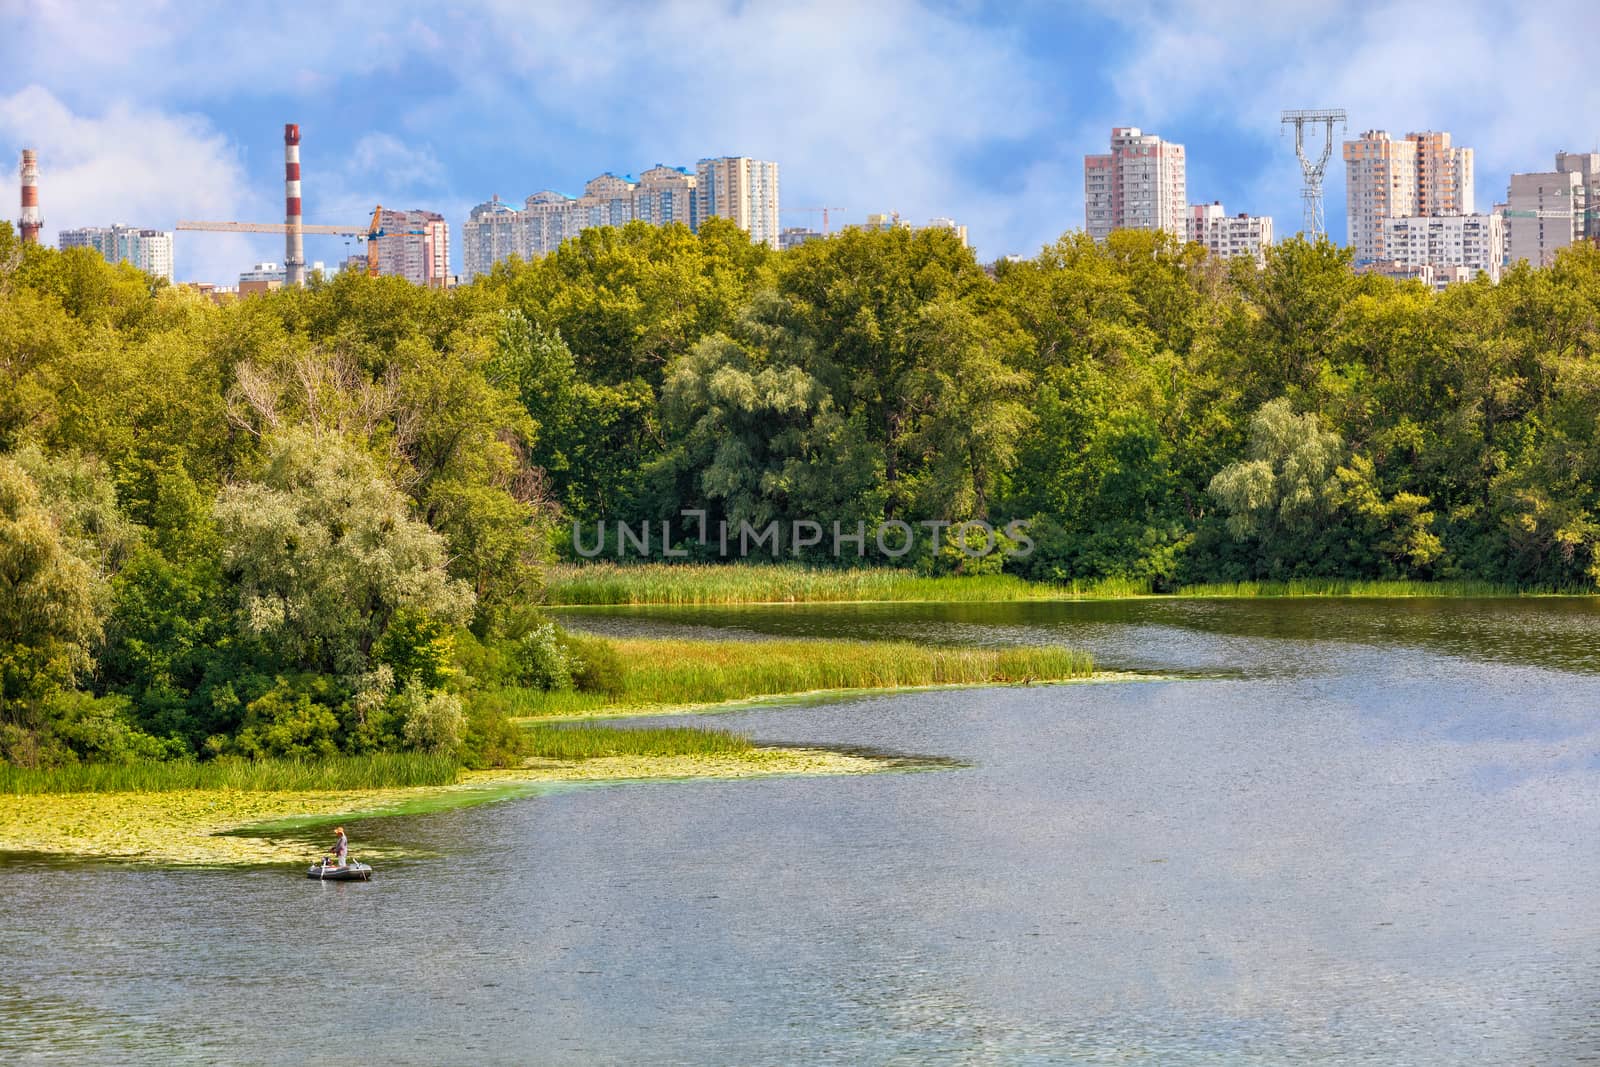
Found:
<box><xmin>176</xmin><ymin>205</ymin><xmax>426</xmax><ymax>278</ymax></box>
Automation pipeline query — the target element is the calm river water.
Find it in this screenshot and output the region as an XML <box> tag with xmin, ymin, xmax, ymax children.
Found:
<box><xmin>3</xmin><ymin>599</ymin><xmax>1599</xmax><ymax>1064</ymax></box>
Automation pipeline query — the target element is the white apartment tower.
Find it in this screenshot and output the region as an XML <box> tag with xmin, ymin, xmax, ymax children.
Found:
<box><xmin>696</xmin><ymin>156</ymin><xmax>781</xmax><ymax>247</ymax></box>
<box><xmin>1343</xmin><ymin>130</ymin><xmax>1473</xmax><ymax>263</ymax></box>
<box><xmin>461</xmin><ymin>196</ymin><xmax>520</xmax><ymax>280</ymax></box>
<box><xmin>1384</xmin><ymin>214</ymin><xmax>1504</xmax><ymax>284</ymax></box>
<box><xmin>58</xmin><ymin>225</ymin><xmax>175</xmax><ymax>282</ymax></box>
<box><xmin>1084</xmin><ymin>127</ymin><xmax>1187</xmax><ymax>242</ymax></box>
<box><xmin>1186</xmin><ymin>202</ymin><xmax>1273</xmax><ymax>266</ymax></box>
<box><xmin>372</xmin><ymin>208</ymin><xmax>449</xmax><ymax>288</ymax></box>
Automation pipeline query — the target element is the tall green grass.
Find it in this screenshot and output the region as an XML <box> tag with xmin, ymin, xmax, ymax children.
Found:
<box><xmin>545</xmin><ymin>562</ymin><xmax>1141</xmax><ymax>605</ymax></box>
<box><xmin>522</xmin><ymin>723</ymin><xmax>753</xmax><ymax>759</ymax></box>
<box><xmin>0</xmin><ymin>752</ymin><xmax>461</xmax><ymax>796</ymax></box>
<box><xmin>508</xmin><ymin>636</ymin><xmax>1096</xmax><ymax>717</ymax></box>
<box><xmin>546</xmin><ymin>562</ymin><xmax>1588</xmax><ymax>605</ymax></box>
<box><xmin>1173</xmin><ymin>578</ymin><xmax>1538</xmax><ymax>598</ymax></box>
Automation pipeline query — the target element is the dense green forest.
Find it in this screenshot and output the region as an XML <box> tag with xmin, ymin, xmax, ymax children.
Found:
<box><xmin>4</xmin><ymin>214</ymin><xmax>1600</xmax><ymax>768</ymax></box>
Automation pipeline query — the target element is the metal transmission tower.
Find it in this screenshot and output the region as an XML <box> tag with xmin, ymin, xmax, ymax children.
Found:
<box><xmin>1281</xmin><ymin>108</ymin><xmax>1347</xmax><ymax>238</ymax></box>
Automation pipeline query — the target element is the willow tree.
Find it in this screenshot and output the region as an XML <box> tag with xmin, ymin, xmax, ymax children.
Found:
<box><xmin>214</xmin><ymin>430</ymin><xmax>474</xmax><ymax>678</ymax></box>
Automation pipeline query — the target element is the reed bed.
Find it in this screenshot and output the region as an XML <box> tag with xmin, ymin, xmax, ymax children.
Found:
<box><xmin>509</xmin><ymin>636</ymin><xmax>1096</xmax><ymax>717</ymax></box>
<box><xmin>0</xmin><ymin>752</ymin><xmax>461</xmax><ymax>796</ymax></box>
<box><xmin>544</xmin><ymin>562</ymin><xmax>1140</xmax><ymax>605</ymax></box>
<box><xmin>545</xmin><ymin>563</ymin><xmax>1585</xmax><ymax>605</ymax></box>
<box><xmin>522</xmin><ymin>723</ymin><xmax>753</xmax><ymax>759</ymax></box>
<box><xmin>1173</xmin><ymin>578</ymin><xmax>1537</xmax><ymax>598</ymax></box>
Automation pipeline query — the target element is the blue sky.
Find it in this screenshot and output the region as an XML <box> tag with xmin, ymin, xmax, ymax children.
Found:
<box><xmin>5</xmin><ymin>0</ymin><xmax>1598</xmax><ymax>282</ymax></box>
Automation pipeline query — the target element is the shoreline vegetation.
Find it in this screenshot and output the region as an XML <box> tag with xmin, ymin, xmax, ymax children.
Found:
<box><xmin>0</xmin><ymin>747</ymin><xmax>884</xmax><ymax>867</ymax></box>
<box><xmin>0</xmin><ymin>633</ymin><xmax>1101</xmax><ymax>865</ymax></box>
<box><xmin>544</xmin><ymin>563</ymin><xmax>1579</xmax><ymax>606</ymax></box>
<box><xmin>505</xmin><ymin>635</ymin><xmax>1097</xmax><ymax>718</ymax></box>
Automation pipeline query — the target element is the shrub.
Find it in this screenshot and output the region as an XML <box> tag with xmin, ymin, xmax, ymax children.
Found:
<box><xmin>566</xmin><ymin>633</ymin><xmax>627</xmax><ymax>695</ymax></box>
<box><xmin>397</xmin><ymin>685</ymin><xmax>465</xmax><ymax>755</ymax></box>
<box><xmin>45</xmin><ymin>691</ymin><xmax>182</xmax><ymax>764</ymax></box>
<box><xmin>458</xmin><ymin>690</ymin><xmax>528</xmax><ymax>769</ymax></box>
<box><xmin>518</xmin><ymin>622</ymin><xmax>580</xmax><ymax>691</ymax></box>
<box><xmin>229</xmin><ymin>679</ymin><xmax>341</xmax><ymax>760</ymax></box>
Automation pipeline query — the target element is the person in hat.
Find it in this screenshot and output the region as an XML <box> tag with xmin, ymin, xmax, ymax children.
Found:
<box><xmin>330</xmin><ymin>827</ymin><xmax>348</xmax><ymax>868</ymax></box>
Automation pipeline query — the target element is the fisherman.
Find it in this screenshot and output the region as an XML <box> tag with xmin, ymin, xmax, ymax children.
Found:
<box><xmin>329</xmin><ymin>827</ymin><xmax>348</xmax><ymax>868</ymax></box>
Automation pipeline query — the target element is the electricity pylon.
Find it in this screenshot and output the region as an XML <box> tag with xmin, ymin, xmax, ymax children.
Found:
<box><xmin>1281</xmin><ymin>108</ymin><xmax>1347</xmax><ymax>239</ymax></box>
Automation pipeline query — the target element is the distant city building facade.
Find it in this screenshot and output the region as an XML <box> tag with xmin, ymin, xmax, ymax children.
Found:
<box><xmin>1084</xmin><ymin>127</ymin><xmax>1187</xmax><ymax>242</ymax></box>
<box><xmin>1343</xmin><ymin>130</ymin><xmax>1474</xmax><ymax>263</ymax></box>
<box><xmin>1185</xmin><ymin>202</ymin><xmax>1273</xmax><ymax>265</ymax></box>
<box><xmin>372</xmin><ymin>208</ymin><xmax>449</xmax><ymax>288</ymax></box>
<box><xmin>858</xmin><ymin>212</ymin><xmax>969</xmax><ymax>247</ymax></box>
<box><xmin>1506</xmin><ymin>152</ymin><xmax>1600</xmax><ymax>267</ymax></box>
<box><xmin>58</xmin><ymin>224</ymin><xmax>174</xmax><ymax>282</ymax></box>
<box><xmin>1384</xmin><ymin>213</ymin><xmax>1504</xmax><ymax>285</ymax></box>
<box><xmin>237</xmin><ymin>260</ymin><xmax>328</xmax><ymax>296</ymax></box>
<box><xmin>461</xmin><ymin>156</ymin><xmax>777</xmax><ymax>280</ymax></box>
<box><xmin>779</xmin><ymin>227</ymin><xmax>822</xmax><ymax>250</ymax></box>
<box><xmin>696</xmin><ymin>156</ymin><xmax>780</xmax><ymax>248</ymax></box>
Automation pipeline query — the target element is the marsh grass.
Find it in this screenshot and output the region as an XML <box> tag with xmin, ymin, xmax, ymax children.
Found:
<box><xmin>0</xmin><ymin>752</ymin><xmax>460</xmax><ymax>796</ymax></box>
<box><xmin>522</xmin><ymin>723</ymin><xmax>753</xmax><ymax>759</ymax></box>
<box><xmin>1173</xmin><ymin>579</ymin><xmax>1536</xmax><ymax>598</ymax></box>
<box><xmin>509</xmin><ymin>636</ymin><xmax>1096</xmax><ymax>717</ymax></box>
<box><xmin>544</xmin><ymin>563</ymin><xmax>1138</xmax><ymax>605</ymax></box>
<box><xmin>546</xmin><ymin>563</ymin><xmax>1589</xmax><ymax>605</ymax></box>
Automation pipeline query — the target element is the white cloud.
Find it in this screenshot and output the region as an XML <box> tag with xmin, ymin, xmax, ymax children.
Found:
<box><xmin>0</xmin><ymin>85</ymin><xmax>281</xmax><ymax>283</ymax></box>
<box><xmin>1090</xmin><ymin>0</ymin><xmax>1600</xmax><ymax>238</ymax></box>
<box><xmin>16</xmin><ymin>0</ymin><xmax>1594</xmax><ymax>265</ymax></box>
<box><xmin>9</xmin><ymin>1</ymin><xmax>1063</xmax><ymax>259</ymax></box>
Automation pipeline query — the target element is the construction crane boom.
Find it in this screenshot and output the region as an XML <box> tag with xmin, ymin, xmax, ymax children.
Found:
<box><xmin>179</xmin><ymin>205</ymin><xmax>428</xmax><ymax>279</ymax></box>
<box><xmin>177</xmin><ymin>219</ymin><xmax>367</xmax><ymax>236</ymax></box>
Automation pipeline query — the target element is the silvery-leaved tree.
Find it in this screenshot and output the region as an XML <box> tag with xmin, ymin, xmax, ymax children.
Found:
<box><xmin>215</xmin><ymin>430</ymin><xmax>474</xmax><ymax>680</ymax></box>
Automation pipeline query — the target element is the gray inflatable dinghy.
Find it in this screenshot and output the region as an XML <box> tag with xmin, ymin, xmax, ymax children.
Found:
<box><xmin>307</xmin><ymin>860</ymin><xmax>373</xmax><ymax>881</ymax></box>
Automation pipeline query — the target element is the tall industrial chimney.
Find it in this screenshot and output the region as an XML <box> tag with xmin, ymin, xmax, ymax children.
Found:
<box><xmin>19</xmin><ymin>149</ymin><xmax>41</xmax><ymax>245</ymax></box>
<box><xmin>284</xmin><ymin>123</ymin><xmax>304</xmax><ymax>286</ymax></box>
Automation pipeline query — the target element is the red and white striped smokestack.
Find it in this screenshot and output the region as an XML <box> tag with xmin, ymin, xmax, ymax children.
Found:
<box><xmin>19</xmin><ymin>149</ymin><xmax>41</xmax><ymax>245</ymax></box>
<box><xmin>284</xmin><ymin>123</ymin><xmax>304</xmax><ymax>286</ymax></box>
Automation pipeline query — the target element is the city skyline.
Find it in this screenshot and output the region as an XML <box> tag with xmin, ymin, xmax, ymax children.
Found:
<box><xmin>5</xmin><ymin>2</ymin><xmax>1599</xmax><ymax>282</ymax></box>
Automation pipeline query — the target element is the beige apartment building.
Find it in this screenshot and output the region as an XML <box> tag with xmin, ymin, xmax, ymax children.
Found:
<box><xmin>371</xmin><ymin>208</ymin><xmax>449</xmax><ymax>288</ymax></box>
<box><xmin>1506</xmin><ymin>152</ymin><xmax>1600</xmax><ymax>267</ymax></box>
<box><xmin>1085</xmin><ymin>127</ymin><xmax>1187</xmax><ymax>242</ymax></box>
<box><xmin>1343</xmin><ymin>130</ymin><xmax>1473</xmax><ymax>263</ymax></box>
<box><xmin>695</xmin><ymin>156</ymin><xmax>781</xmax><ymax>248</ymax></box>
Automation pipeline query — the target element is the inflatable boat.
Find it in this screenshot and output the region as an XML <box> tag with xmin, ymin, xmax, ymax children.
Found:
<box><xmin>306</xmin><ymin>860</ymin><xmax>373</xmax><ymax>881</ymax></box>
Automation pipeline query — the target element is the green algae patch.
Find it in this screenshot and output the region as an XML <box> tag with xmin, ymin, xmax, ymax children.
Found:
<box><xmin>0</xmin><ymin>747</ymin><xmax>883</xmax><ymax>868</ymax></box>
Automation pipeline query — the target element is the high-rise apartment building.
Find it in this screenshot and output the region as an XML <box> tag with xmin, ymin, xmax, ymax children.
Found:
<box><xmin>632</xmin><ymin>165</ymin><xmax>699</xmax><ymax>229</ymax></box>
<box><xmin>1185</xmin><ymin>202</ymin><xmax>1273</xmax><ymax>266</ymax></box>
<box><xmin>462</xmin><ymin>156</ymin><xmax>776</xmax><ymax>279</ymax></box>
<box><xmin>461</xmin><ymin>196</ymin><xmax>519</xmax><ymax>279</ymax></box>
<box><xmin>371</xmin><ymin>208</ymin><xmax>449</xmax><ymax>288</ymax></box>
<box><xmin>1343</xmin><ymin>130</ymin><xmax>1474</xmax><ymax>263</ymax></box>
<box><xmin>1384</xmin><ymin>213</ymin><xmax>1503</xmax><ymax>285</ymax></box>
<box><xmin>1084</xmin><ymin>127</ymin><xmax>1187</xmax><ymax>242</ymax></box>
<box><xmin>696</xmin><ymin>157</ymin><xmax>780</xmax><ymax>248</ymax></box>
<box><xmin>58</xmin><ymin>224</ymin><xmax>175</xmax><ymax>282</ymax></box>
<box><xmin>1506</xmin><ymin>152</ymin><xmax>1600</xmax><ymax>268</ymax></box>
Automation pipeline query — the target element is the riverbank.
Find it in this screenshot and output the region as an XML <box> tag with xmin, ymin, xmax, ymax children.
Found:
<box><xmin>506</xmin><ymin>635</ymin><xmax>1097</xmax><ymax>717</ymax></box>
<box><xmin>543</xmin><ymin>563</ymin><xmax>1572</xmax><ymax>605</ymax></box>
<box><xmin>0</xmin><ymin>747</ymin><xmax>884</xmax><ymax>867</ymax></box>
